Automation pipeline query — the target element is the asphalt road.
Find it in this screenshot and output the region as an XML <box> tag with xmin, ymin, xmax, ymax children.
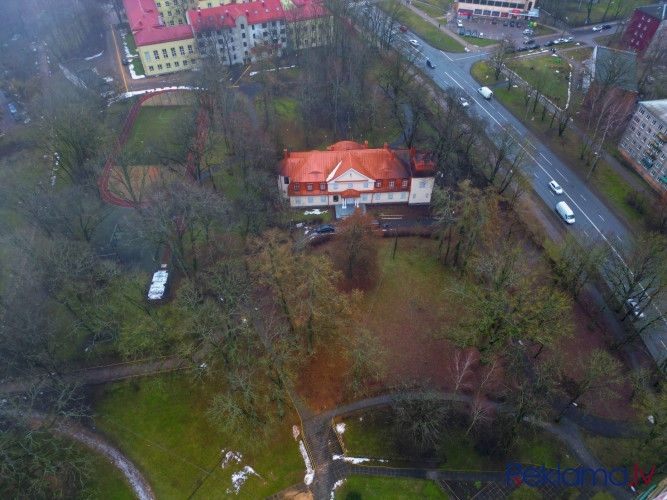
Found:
<box><xmin>396</xmin><ymin>23</ymin><xmax>667</xmax><ymax>370</ymax></box>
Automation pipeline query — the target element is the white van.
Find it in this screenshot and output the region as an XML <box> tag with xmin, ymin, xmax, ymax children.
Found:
<box><xmin>555</xmin><ymin>201</ymin><xmax>575</xmax><ymax>224</ymax></box>
<box><xmin>477</xmin><ymin>87</ymin><xmax>493</xmax><ymax>100</ymax></box>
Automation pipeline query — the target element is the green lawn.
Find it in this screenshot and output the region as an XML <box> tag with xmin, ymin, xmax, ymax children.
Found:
<box><xmin>563</xmin><ymin>47</ymin><xmax>593</xmax><ymax>62</ymax></box>
<box><xmin>412</xmin><ymin>1</ymin><xmax>448</xmax><ymax>19</ymax></box>
<box><xmin>512</xmin><ymin>55</ymin><xmax>570</xmax><ymax>108</ymax></box>
<box><xmin>380</xmin><ymin>1</ymin><xmax>464</xmax><ymax>52</ymax></box>
<box><xmin>467</xmin><ymin>36</ymin><xmax>499</xmax><ymax>47</ymax></box>
<box><xmin>338</xmin><ymin>407</ymin><xmax>578</xmax><ymax>471</ymax></box>
<box><xmin>123</xmin><ymin>33</ymin><xmax>138</xmax><ymax>57</ymax></box>
<box><xmin>125</xmin><ymin>105</ymin><xmax>192</xmax><ymax>162</ymax></box>
<box><xmin>94</xmin><ymin>375</ymin><xmax>305</xmax><ymax>499</ymax></box>
<box><xmin>335</xmin><ymin>476</ymin><xmax>449</xmax><ymax>499</ymax></box>
<box><xmin>84</xmin><ymin>450</ymin><xmax>137</xmax><ymax>500</ymax></box>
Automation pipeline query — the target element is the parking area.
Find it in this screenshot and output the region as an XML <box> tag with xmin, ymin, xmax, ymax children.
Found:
<box><xmin>449</xmin><ymin>17</ymin><xmax>553</xmax><ymax>45</ymax></box>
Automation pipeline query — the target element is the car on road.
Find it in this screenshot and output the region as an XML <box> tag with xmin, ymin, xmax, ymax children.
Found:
<box><xmin>471</xmin><ymin>29</ymin><xmax>478</xmax><ymax>37</ymax></box>
<box><xmin>478</xmin><ymin>32</ymin><xmax>484</xmax><ymax>38</ymax></box>
<box><xmin>602</xmin><ymin>24</ymin><xmax>612</xmax><ymax>30</ymax></box>
<box><xmin>592</xmin><ymin>25</ymin><xmax>603</xmax><ymax>31</ymax></box>
<box><xmin>477</xmin><ymin>86</ymin><xmax>493</xmax><ymax>99</ymax></box>
<box><xmin>492</xmin><ymin>18</ymin><xmax>498</xmax><ymax>25</ymax></box>
<box><xmin>528</xmin><ymin>43</ymin><xmax>540</xmax><ymax>50</ymax></box>
<box><xmin>548</xmin><ymin>180</ymin><xmax>563</xmax><ymax>194</ymax></box>
<box><xmin>565</xmin><ymin>36</ymin><xmax>574</xmax><ymax>42</ymax></box>
<box><xmin>459</xmin><ymin>96</ymin><xmax>470</xmax><ymax>107</ymax></box>
<box><xmin>555</xmin><ymin>201</ymin><xmax>575</xmax><ymax>224</ymax></box>
<box><xmin>459</xmin><ymin>27</ymin><xmax>465</xmax><ymax>35</ymax></box>
<box><xmin>517</xmin><ymin>45</ymin><xmax>529</xmax><ymax>52</ymax></box>
<box><xmin>626</xmin><ymin>299</ymin><xmax>645</xmax><ymax>319</ymax></box>
<box><xmin>426</xmin><ymin>59</ymin><xmax>435</xmax><ymax>69</ymax></box>
<box><xmin>503</xmin><ymin>19</ymin><xmax>509</xmax><ymax>26</ymax></box>
<box><xmin>524</xmin><ymin>37</ymin><xmax>535</xmax><ymax>44</ymax></box>
<box><xmin>517</xmin><ymin>21</ymin><xmax>523</xmax><ymax>27</ymax></box>
<box><xmin>465</xmin><ymin>29</ymin><xmax>471</xmax><ymax>37</ymax></box>
<box><xmin>315</xmin><ymin>224</ymin><xmax>335</xmax><ymax>234</ymax></box>
<box><xmin>457</xmin><ymin>20</ymin><xmax>463</xmax><ymax>28</ymax></box>
<box><xmin>544</xmin><ymin>40</ymin><xmax>555</xmax><ymax>46</ymax></box>
<box><xmin>523</xmin><ymin>28</ymin><xmax>533</xmax><ymax>35</ymax></box>
<box><xmin>510</xmin><ymin>21</ymin><xmax>515</xmax><ymax>27</ymax></box>
<box><xmin>409</xmin><ymin>39</ymin><xmax>420</xmax><ymax>47</ymax></box>
<box><xmin>399</xmin><ymin>25</ymin><xmax>408</xmax><ymax>32</ymax></box>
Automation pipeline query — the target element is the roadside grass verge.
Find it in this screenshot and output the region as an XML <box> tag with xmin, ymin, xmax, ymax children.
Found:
<box><xmin>123</xmin><ymin>33</ymin><xmax>138</xmax><ymax>56</ymax></box>
<box><xmin>94</xmin><ymin>374</ymin><xmax>304</xmax><ymax>499</ymax></box>
<box><xmin>563</xmin><ymin>46</ymin><xmax>593</xmax><ymax>62</ymax></box>
<box><xmin>337</xmin><ymin>406</ymin><xmax>578</xmax><ymax>470</ymax></box>
<box><xmin>467</xmin><ymin>36</ymin><xmax>499</xmax><ymax>47</ymax></box>
<box><xmin>334</xmin><ymin>476</ymin><xmax>449</xmax><ymax>499</ymax></box>
<box><xmin>412</xmin><ymin>1</ymin><xmax>447</xmax><ymax>19</ymax></box>
<box><xmin>470</xmin><ymin>61</ymin><xmax>649</xmax><ymax>230</ymax></box>
<box><xmin>379</xmin><ymin>1</ymin><xmax>464</xmax><ymax>52</ymax></box>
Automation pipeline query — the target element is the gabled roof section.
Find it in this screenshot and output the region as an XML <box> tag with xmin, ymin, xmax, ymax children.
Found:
<box><xmin>590</xmin><ymin>46</ymin><xmax>638</xmax><ymax>92</ymax></box>
<box><xmin>283</xmin><ymin>0</ymin><xmax>330</xmax><ymax>22</ymax></box>
<box><xmin>188</xmin><ymin>0</ymin><xmax>284</xmax><ymax>31</ymax></box>
<box><xmin>123</xmin><ymin>0</ymin><xmax>194</xmax><ymax>46</ymax></box>
<box><xmin>639</xmin><ymin>99</ymin><xmax>667</xmax><ymax>122</ymax></box>
<box><xmin>637</xmin><ymin>3</ymin><xmax>667</xmax><ymax>20</ymax></box>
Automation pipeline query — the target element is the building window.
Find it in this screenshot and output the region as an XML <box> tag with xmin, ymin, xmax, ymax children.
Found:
<box><xmin>389</xmin><ymin>181</ymin><xmax>394</xmax><ymax>188</ymax></box>
<box><xmin>188</xmin><ymin>44</ymin><xmax>194</xmax><ymax>53</ymax></box>
<box><xmin>419</xmin><ymin>181</ymin><xmax>426</xmax><ymax>188</ymax></box>
<box><xmin>388</xmin><ymin>193</ymin><xmax>394</xmax><ymax>200</ymax></box>
<box><xmin>333</xmin><ymin>183</ymin><xmax>338</xmax><ymax>190</ymax></box>
<box><xmin>652</xmin><ymin>119</ymin><xmax>657</xmax><ymax>125</ymax></box>
<box><xmin>166</xmin><ymin>62</ymin><xmax>171</xmax><ymax>69</ymax></box>
<box><xmin>630</xmin><ymin>125</ymin><xmax>635</xmax><ymax>132</ymax></box>
<box><xmin>295</xmin><ymin>197</ymin><xmax>301</xmax><ymax>204</ymax></box>
<box><xmin>376</xmin><ymin>181</ymin><xmax>382</xmax><ymax>188</ymax></box>
<box><xmin>174</xmin><ymin>61</ymin><xmax>180</xmax><ymax>67</ymax></box>
<box><xmin>183</xmin><ymin>60</ymin><xmax>188</xmax><ymax>66</ymax></box>
<box><xmin>376</xmin><ymin>194</ymin><xmax>381</xmax><ymax>201</ymax></box>
<box><xmin>154</xmin><ymin>50</ymin><xmax>160</xmax><ymax>59</ymax></box>
<box><xmin>243</xmin><ymin>42</ymin><xmax>247</xmax><ymax>47</ymax></box>
<box><xmin>636</xmin><ymin>131</ymin><xmax>641</xmax><ymax>137</ymax></box>
<box><xmin>165</xmin><ymin>0</ymin><xmax>170</xmax><ymax>5</ymax></box>
<box><xmin>320</xmin><ymin>184</ymin><xmax>326</xmax><ymax>190</ymax></box>
<box><xmin>400</xmin><ymin>192</ymin><xmax>407</xmax><ymax>199</ymax></box>
<box><xmin>347</xmin><ymin>183</ymin><xmax>352</xmax><ymax>189</ymax></box>
<box><xmin>180</xmin><ymin>46</ymin><xmax>185</xmax><ymax>55</ymax></box>
<box><xmin>167</xmin><ymin>10</ymin><xmax>172</xmax><ymax>16</ymax></box>
<box><xmin>171</xmin><ymin>47</ymin><xmax>177</xmax><ymax>57</ymax></box>
<box><xmin>308</xmin><ymin>196</ymin><xmax>314</xmax><ymax>203</ymax></box>
<box><xmin>148</xmin><ymin>65</ymin><xmax>154</xmax><ymax>72</ymax></box>
<box><xmin>362</xmin><ymin>194</ymin><xmax>368</xmax><ymax>201</ymax></box>
<box><xmin>307</xmin><ymin>184</ymin><xmax>313</xmax><ymax>191</ymax></box>
<box><xmin>641</xmin><ymin>122</ymin><xmax>646</xmax><ymax>129</ymax></box>
<box><xmin>402</xmin><ymin>180</ymin><xmax>408</xmax><ymax>187</ymax></box>
<box><xmin>363</xmin><ymin>182</ymin><xmax>368</xmax><ymax>189</ymax></box>
<box><xmin>162</xmin><ymin>49</ymin><xmax>168</xmax><ymax>58</ymax></box>
<box><xmin>178</xmin><ymin>18</ymin><xmax>183</xmax><ymax>24</ymax></box>
<box><xmin>241</xmin><ymin>23</ymin><xmax>245</xmax><ymax>28</ymax></box>
<box><xmin>320</xmin><ymin>196</ymin><xmax>326</xmax><ymax>203</ymax></box>
<box><xmin>169</xmin><ymin>20</ymin><xmax>174</xmax><ymax>25</ymax></box>
<box><xmin>156</xmin><ymin>1</ymin><xmax>161</xmax><ymax>6</ymax></box>
<box><xmin>157</xmin><ymin>64</ymin><xmax>163</xmax><ymax>70</ymax></box>
<box><xmin>639</xmin><ymin>107</ymin><xmax>645</xmax><ymax>115</ymax></box>
<box><xmin>620</xmin><ymin>142</ymin><xmax>626</xmax><ymax>148</ymax></box>
<box><xmin>294</xmin><ymin>184</ymin><xmax>300</xmax><ymax>191</ymax></box>
<box><xmin>242</xmin><ymin>33</ymin><xmax>246</xmax><ymax>38</ymax></box>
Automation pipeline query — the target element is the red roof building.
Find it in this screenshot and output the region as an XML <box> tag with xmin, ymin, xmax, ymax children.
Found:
<box><xmin>277</xmin><ymin>141</ymin><xmax>436</xmax><ymax>209</ymax></box>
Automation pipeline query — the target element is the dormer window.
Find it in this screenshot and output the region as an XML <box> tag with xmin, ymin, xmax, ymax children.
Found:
<box><xmin>376</xmin><ymin>181</ymin><xmax>382</xmax><ymax>188</ymax></box>
<box><xmin>307</xmin><ymin>184</ymin><xmax>313</xmax><ymax>191</ymax></box>
<box><xmin>294</xmin><ymin>184</ymin><xmax>300</xmax><ymax>191</ymax></box>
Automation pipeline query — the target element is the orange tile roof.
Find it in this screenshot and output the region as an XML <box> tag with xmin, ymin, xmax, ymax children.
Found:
<box><xmin>279</xmin><ymin>141</ymin><xmax>416</xmax><ymax>183</ymax></box>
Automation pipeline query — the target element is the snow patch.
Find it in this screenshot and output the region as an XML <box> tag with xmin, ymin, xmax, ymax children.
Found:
<box><xmin>304</xmin><ymin>209</ymin><xmax>326</xmax><ymax>215</ymax></box>
<box><xmin>299</xmin><ymin>440</ymin><xmax>315</xmax><ymax>485</ymax></box>
<box><xmin>292</xmin><ymin>425</ymin><xmax>300</xmax><ymax>440</ymax></box>
<box><xmin>85</xmin><ymin>51</ymin><xmax>104</xmax><ymax>60</ymax></box>
<box><xmin>248</xmin><ymin>64</ymin><xmax>296</xmax><ymax>77</ymax></box>
<box><xmin>336</xmin><ymin>423</ymin><xmax>346</xmax><ymax>434</ymax></box>
<box><xmin>228</xmin><ymin>465</ymin><xmax>259</xmax><ymax>494</ymax></box>
<box><xmin>331</xmin><ymin>479</ymin><xmax>346</xmax><ymax>499</ymax></box>
<box><xmin>333</xmin><ymin>454</ymin><xmax>387</xmax><ymax>464</ymax></box>
<box><xmin>221</xmin><ymin>449</ymin><xmax>243</xmax><ymax>469</ymax></box>
<box><xmin>128</xmin><ymin>62</ymin><xmax>146</xmax><ymax>80</ymax></box>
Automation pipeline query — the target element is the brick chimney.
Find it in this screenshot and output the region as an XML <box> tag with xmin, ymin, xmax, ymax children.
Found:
<box><xmin>390</xmin><ymin>151</ymin><xmax>395</xmax><ymax>161</ymax></box>
<box><xmin>384</xmin><ymin>142</ymin><xmax>388</xmax><ymax>150</ymax></box>
<box><xmin>283</xmin><ymin>148</ymin><xmax>288</xmax><ymax>159</ymax></box>
<box><xmin>364</xmin><ymin>140</ymin><xmax>368</xmax><ymax>149</ymax></box>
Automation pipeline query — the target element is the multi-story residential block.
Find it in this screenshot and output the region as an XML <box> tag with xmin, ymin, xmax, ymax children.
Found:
<box><xmin>454</xmin><ymin>0</ymin><xmax>539</xmax><ymax>21</ymax></box>
<box><xmin>283</xmin><ymin>0</ymin><xmax>333</xmax><ymax>50</ymax></box>
<box><xmin>154</xmin><ymin>0</ymin><xmax>198</xmax><ymax>26</ymax></box>
<box><xmin>618</xmin><ymin>99</ymin><xmax>667</xmax><ymax>191</ymax></box>
<box><xmin>187</xmin><ymin>0</ymin><xmax>287</xmax><ymax>65</ymax></box>
<box><xmin>277</xmin><ymin>141</ymin><xmax>436</xmax><ymax>211</ymax></box>
<box><xmin>622</xmin><ymin>3</ymin><xmax>667</xmax><ymax>55</ymax></box>
<box><xmin>123</xmin><ymin>0</ymin><xmax>200</xmax><ymax>76</ymax></box>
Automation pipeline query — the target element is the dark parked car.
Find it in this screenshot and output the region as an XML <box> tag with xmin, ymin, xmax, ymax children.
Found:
<box><xmin>426</xmin><ymin>59</ymin><xmax>435</xmax><ymax>69</ymax></box>
<box><xmin>471</xmin><ymin>29</ymin><xmax>478</xmax><ymax>38</ymax></box>
<box><xmin>516</xmin><ymin>21</ymin><xmax>523</xmax><ymax>27</ymax></box>
<box><xmin>121</xmin><ymin>58</ymin><xmax>129</xmax><ymax>65</ymax></box>
<box><xmin>602</xmin><ymin>24</ymin><xmax>612</xmax><ymax>29</ymax></box>
<box><xmin>459</xmin><ymin>27</ymin><xmax>465</xmax><ymax>35</ymax></box>
<box><xmin>504</xmin><ymin>45</ymin><xmax>516</xmax><ymax>53</ymax></box>
<box><xmin>544</xmin><ymin>40</ymin><xmax>555</xmax><ymax>46</ymax></box>
<box><xmin>523</xmin><ymin>37</ymin><xmax>535</xmax><ymax>44</ymax></box>
<box><xmin>517</xmin><ymin>45</ymin><xmax>529</xmax><ymax>52</ymax></box>
<box><xmin>399</xmin><ymin>25</ymin><xmax>408</xmax><ymax>32</ymax></box>
<box><xmin>315</xmin><ymin>224</ymin><xmax>335</xmax><ymax>234</ymax></box>
<box><xmin>510</xmin><ymin>21</ymin><xmax>515</xmax><ymax>27</ymax></box>
<box><xmin>465</xmin><ymin>29</ymin><xmax>471</xmax><ymax>37</ymax></box>
<box><xmin>492</xmin><ymin>18</ymin><xmax>498</xmax><ymax>24</ymax></box>
<box><xmin>503</xmin><ymin>19</ymin><xmax>509</xmax><ymax>26</ymax></box>
<box><xmin>528</xmin><ymin>43</ymin><xmax>540</xmax><ymax>50</ymax></box>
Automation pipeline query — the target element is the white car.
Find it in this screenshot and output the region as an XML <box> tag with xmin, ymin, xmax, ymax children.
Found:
<box><xmin>409</xmin><ymin>39</ymin><xmax>420</xmax><ymax>47</ymax></box>
<box><xmin>459</xmin><ymin>96</ymin><xmax>470</xmax><ymax>107</ymax></box>
<box><xmin>626</xmin><ymin>299</ymin><xmax>645</xmax><ymax>319</ymax></box>
<box><xmin>592</xmin><ymin>25</ymin><xmax>603</xmax><ymax>32</ymax></box>
<box><xmin>478</xmin><ymin>32</ymin><xmax>484</xmax><ymax>38</ymax></box>
<box><xmin>457</xmin><ymin>20</ymin><xmax>463</xmax><ymax>28</ymax></box>
<box><xmin>549</xmin><ymin>180</ymin><xmax>563</xmax><ymax>194</ymax></box>
<box><xmin>523</xmin><ymin>28</ymin><xmax>533</xmax><ymax>35</ymax></box>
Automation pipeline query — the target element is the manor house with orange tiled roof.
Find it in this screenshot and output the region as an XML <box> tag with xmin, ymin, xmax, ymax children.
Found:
<box><xmin>277</xmin><ymin>141</ymin><xmax>436</xmax><ymax>209</ymax></box>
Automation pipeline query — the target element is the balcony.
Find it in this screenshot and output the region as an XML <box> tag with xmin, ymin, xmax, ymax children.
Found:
<box><xmin>640</xmin><ymin>157</ymin><xmax>654</xmax><ymax>169</ymax></box>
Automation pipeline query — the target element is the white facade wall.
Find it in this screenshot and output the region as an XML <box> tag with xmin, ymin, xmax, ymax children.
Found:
<box><xmin>408</xmin><ymin>177</ymin><xmax>434</xmax><ymax>204</ymax></box>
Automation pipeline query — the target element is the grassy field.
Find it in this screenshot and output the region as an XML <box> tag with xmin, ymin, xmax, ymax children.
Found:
<box><xmin>467</xmin><ymin>36</ymin><xmax>499</xmax><ymax>47</ymax></box>
<box><xmin>512</xmin><ymin>55</ymin><xmax>571</xmax><ymax>108</ymax></box>
<box><xmin>380</xmin><ymin>1</ymin><xmax>464</xmax><ymax>52</ymax></box>
<box><xmin>335</xmin><ymin>476</ymin><xmax>449</xmax><ymax>499</ymax></box>
<box><xmin>338</xmin><ymin>407</ymin><xmax>579</xmax><ymax>471</ymax></box>
<box><xmin>85</xmin><ymin>449</ymin><xmax>137</xmax><ymax>500</ymax></box>
<box><xmin>470</xmin><ymin>60</ymin><xmax>649</xmax><ymax>230</ymax></box>
<box><xmin>563</xmin><ymin>46</ymin><xmax>593</xmax><ymax>62</ymax></box>
<box><xmin>125</xmin><ymin>106</ymin><xmax>191</xmax><ymax>162</ymax></box>
<box><xmin>412</xmin><ymin>1</ymin><xmax>447</xmax><ymax>19</ymax></box>
<box><xmin>557</xmin><ymin>0</ymin><xmax>645</xmax><ymax>26</ymax></box>
<box><xmin>94</xmin><ymin>375</ymin><xmax>305</xmax><ymax>499</ymax></box>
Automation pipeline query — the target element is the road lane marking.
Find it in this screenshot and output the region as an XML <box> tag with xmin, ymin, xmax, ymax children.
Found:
<box><xmin>540</xmin><ymin>153</ymin><xmax>552</xmax><ymax>165</ymax></box>
<box><xmin>583</xmin><ymin>230</ymin><xmax>589</xmax><ymax>238</ymax></box>
<box><xmin>599</xmin><ymin>214</ymin><xmax>605</xmax><ymax>222</ymax></box>
<box><xmin>444</xmin><ymin>71</ymin><xmax>503</xmax><ymax>126</ymax></box>
<box><xmin>580</xmin><ymin>194</ymin><xmax>587</xmax><ymax>201</ymax></box>
<box><xmin>616</xmin><ymin>235</ymin><xmax>623</xmax><ymax>242</ymax></box>
<box><xmin>555</xmin><ymin>168</ymin><xmax>567</xmax><ymax>180</ymax></box>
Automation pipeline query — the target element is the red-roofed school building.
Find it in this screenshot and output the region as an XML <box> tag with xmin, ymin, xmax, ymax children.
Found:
<box><xmin>277</xmin><ymin>141</ymin><xmax>436</xmax><ymax>209</ymax></box>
